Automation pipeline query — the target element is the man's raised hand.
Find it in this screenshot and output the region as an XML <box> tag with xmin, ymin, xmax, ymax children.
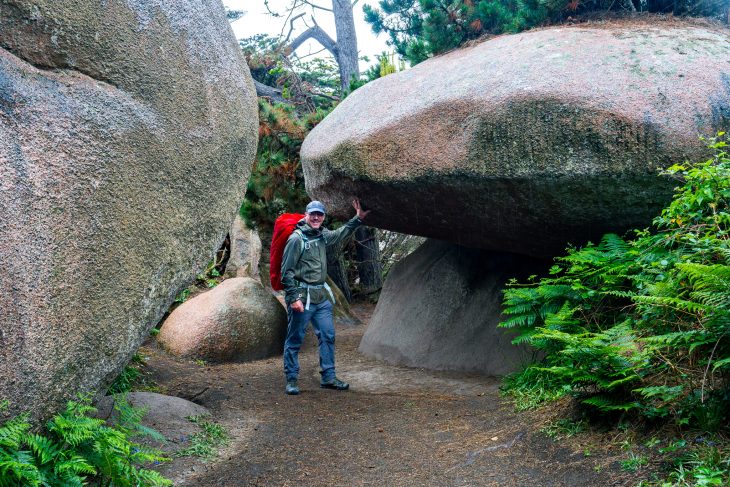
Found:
<box><xmin>353</xmin><ymin>198</ymin><xmax>370</xmax><ymax>220</ymax></box>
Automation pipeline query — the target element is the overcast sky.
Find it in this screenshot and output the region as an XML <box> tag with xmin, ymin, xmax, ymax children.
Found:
<box><xmin>222</xmin><ymin>0</ymin><xmax>391</xmax><ymax>70</ymax></box>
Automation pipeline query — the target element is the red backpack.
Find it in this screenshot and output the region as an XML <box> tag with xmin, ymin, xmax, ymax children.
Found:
<box><xmin>269</xmin><ymin>213</ymin><xmax>305</xmax><ymax>290</ymax></box>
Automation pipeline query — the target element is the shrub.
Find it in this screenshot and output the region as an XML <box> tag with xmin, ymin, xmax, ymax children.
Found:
<box><xmin>0</xmin><ymin>395</ymin><xmax>171</xmax><ymax>486</ymax></box>
<box><xmin>500</xmin><ymin>134</ymin><xmax>730</xmax><ymax>429</ymax></box>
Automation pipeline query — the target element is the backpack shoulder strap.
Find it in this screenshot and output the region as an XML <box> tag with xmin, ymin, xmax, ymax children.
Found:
<box><xmin>293</xmin><ymin>228</ymin><xmax>323</xmax><ymax>259</ymax></box>
<box><xmin>293</xmin><ymin>229</ymin><xmax>307</xmax><ymax>258</ymax></box>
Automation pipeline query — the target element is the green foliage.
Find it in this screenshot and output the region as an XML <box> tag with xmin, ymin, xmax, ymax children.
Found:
<box><xmin>107</xmin><ymin>365</ymin><xmax>141</xmax><ymax>395</ymax></box>
<box><xmin>174</xmin><ymin>288</ymin><xmax>191</xmax><ymax>304</ymax></box>
<box><xmin>638</xmin><ymin>440</ymin><xmax>730</xmax><ymax>486</ymax></box>
<box><xmin>620</xmin><ymin>451</ymin><xmax>650</xmax><ymax>472</ymax></box>
<box><xmin>175</xmin><ymin>415</ymin><xmax>229</xmax><ymax>460</ymax></box>
<box><xmin>364</xmin><ymin>0</ymin><xmax>730</xmax><ymax>65</ymax></box>
<box><xmin>0</xmin><ymin>395</ymin><xmax>170</xmax><ymax>486</ymax></box>
<box><xmin>499</xmin><ymin>366</ymin><xmax>569</xmax><ymax>410</ymax></box>
<box><xmin>666</xmin><ymin>446</ymin><xmax>730</xmax><ymax>486</ymax></box>
<box><xmin>540</xmin><ymin>418</ymin><xmax>587</xmax><ymax>440</ymax></box>
<box><xmin>240</xmin><ymin>34</ymin><xmax>288</xmax><ymax>88</ymax></box>
<box><xmin>240</xmin><ymin>34</ymin><xmax>342</xmax><ymax>110</ymax></box>
<box><xmin>107</xmin><ymin>354</ymin><xmax>161</xmax><ymax>395</ymax></box>
<box><xmin>241</xmin><ymin>99</ymin><xmax>328</xmax><ymax>231</ymax></box>
<box><xmin>669</xmin><ymin>446</ymin><xmax>730</xmax><ymax>486</ymax></box>
<box><xmin>500</xmin><ymin>134</ymin><xmax>730</xmax><ymax>429</ymax></box>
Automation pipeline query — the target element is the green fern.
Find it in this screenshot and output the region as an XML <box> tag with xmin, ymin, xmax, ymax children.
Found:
<box><xmin>0</xmin><ymin>395</ymin><xmax>171</xmax><ymax>486</ymax></box>
<box><xmin>500</xmin><ymin>134</ymin><xmax>730</xmax><ymax>426</ymax></box>
<box><xmin>581</xmin><ymin>396</ymin><xmax>640</xmax><ymax>412</ymax></box>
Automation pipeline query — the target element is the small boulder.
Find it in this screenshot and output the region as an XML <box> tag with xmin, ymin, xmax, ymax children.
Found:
<box><xmin>359</xmin><ymin>239</ymin><xmax>546</xmax><ymax>375</ymax></box>
<box><xmin>225</xmin><ymin>214</ymin><xmax>262</xmax><ymax>280</ymax></box>
<box><xmin>95</xmin><ymin>392</ymin><xmax>210</xmax><ymax>454</ymax></box>
<box><xmin>158</xmin><ymin>278</ymin><xmax>287</xmax><ymax>362</ymax></box>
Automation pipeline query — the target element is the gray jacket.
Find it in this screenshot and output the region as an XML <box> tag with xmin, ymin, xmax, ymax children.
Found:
<box><xmin>281</xmin><ymin>216</ymin><xmax>363</xmax><ymax>305</ymax></box>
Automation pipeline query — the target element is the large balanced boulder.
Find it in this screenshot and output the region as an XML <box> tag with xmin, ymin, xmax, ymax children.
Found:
<box><xmin>302</xmin><ymin>20</ymin><xmax>730</xmax><ymax>257</ymax></box>
<box><xmin>158</xmin><ymin>278</ymin><xmax>287</xmax><ymax>362</ymax></box>
<box><xmin>0</xmin><ymin>1</ymin><xmax>258</xmax><ymax>420</ymax></box>
<box><xmin>359</xmin><ymin>239</ymin><xmax>546</xmax><ymax>375</ymax></box>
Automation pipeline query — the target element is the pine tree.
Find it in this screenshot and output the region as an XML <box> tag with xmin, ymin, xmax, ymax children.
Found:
<box><xmin>364</xmin><ymin>0</ymin><xmax>729</xmax><ymax>65</ymax></box>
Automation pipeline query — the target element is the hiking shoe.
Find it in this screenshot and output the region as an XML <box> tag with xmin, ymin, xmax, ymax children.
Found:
<box><xmin>285</xmin><ymin>380</ymin><xmax>300</xmax><ymax>395</ymax></box>
<box><xmin>320</xmin><ymin>377</ymin><xmax>350</xmax><ymax>391</ymax></box>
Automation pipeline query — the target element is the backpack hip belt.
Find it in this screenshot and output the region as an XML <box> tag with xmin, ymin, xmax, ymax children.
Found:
<box><xmin>295</xmin><ymin>280</ymin><xmax>336</xmax><ymax>310</ymax></box>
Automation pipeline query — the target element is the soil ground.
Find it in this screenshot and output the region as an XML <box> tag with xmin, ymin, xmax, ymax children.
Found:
<box><xmin>141</xmin><ymin>303</ymin><xmax>641</xmax><ymax>486</ymax></box>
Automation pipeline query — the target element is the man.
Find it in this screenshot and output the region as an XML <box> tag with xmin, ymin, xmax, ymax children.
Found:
<box><xmin>280</xmin><ymin>199</ymin><xmax>370</xmax><ymax>395</ymax></box>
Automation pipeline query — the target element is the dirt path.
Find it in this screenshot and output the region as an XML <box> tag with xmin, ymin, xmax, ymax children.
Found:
<box><xmin>142</xmin><ymin>303</ymin><xmax>636</xmax><ymax>486</ymax></box>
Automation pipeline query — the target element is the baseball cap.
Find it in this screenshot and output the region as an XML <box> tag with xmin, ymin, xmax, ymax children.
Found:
<box><xmin>306</xmin><ymin>201</ymin><xmax>326</xmax><ymax>214</ymax></box>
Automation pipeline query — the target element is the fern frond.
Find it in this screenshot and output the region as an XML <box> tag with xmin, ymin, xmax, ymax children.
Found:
<box><xmin>498</xmin><ymin>314</ymin><xmax>536</xmax><ymax>329</ymax></box>
<box><xmin>137</xmin><ymin>468</ymin><xmax>174</xmax><ymax>486</ymax></box>
<box><xmin>602</xmin><ymin>375</ymin><xmax>640</xmax><ymax>390</ymax></box>
<box><xmin>0</xmin><ymin>414</ymin><xmax>31</xmax><ymax>449</ymax></box>
<box><xmin>633</xmin><ymin>385</ymin><xmax>684</xmax><ymax>402</ymax></box>
<box><xmin>642</xmin><ymin>330</ymin><xmax>702</xmax><ymax>346</ymax></box>
<box><xmin>25</xmin><ymin>434</ymin><xmax>59</xmax><ymax>465</ymax></box>
<box><xmin>712</xmin><ymin>357</ymin><xmax>730</xmax><ymax>370</ymax></box>
<box><xmin>601</xmin><ymin>233</ymin><xmax>630</xmax><ymax>254</ymax></box>
<box><xmin>53</xmin><ymin>454</ymin><xmax>96</xmax><ymax>476</ymax></box>
<box><xmin>632</xmin><ymin>295</ymin><xmax>711</xmax><ymax>314</ymax></box>
<box><xmin>581</xmin><ymin>396</ymin><xmax>640</xmax><ymax>412</ymax></box>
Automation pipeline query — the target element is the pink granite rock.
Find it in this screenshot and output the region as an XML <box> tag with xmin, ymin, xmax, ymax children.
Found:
<box><xmin>302</xmin><ymin>19</ymin><xmax>730</xmax><ymax>257</ymax></box>
<box><xmin>0</xmin><ymin>0</ymin><xmax>258</xmax><ymax>420</ymax></box>
<box><xmin>158</xmin><ymin>278</ymin><xmax>287</xmax><ymax>363</ymax></box>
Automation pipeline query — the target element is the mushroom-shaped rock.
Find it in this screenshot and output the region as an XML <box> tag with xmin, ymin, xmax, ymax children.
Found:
<box><xmin>359</xmin><ymin>239</ymin><xmax>546</xmax><ymax>375</ymax></box>
<box><xmin>0</xmin><ymin>0</ymin><xmax>257</xmax><ymax>420</ymax></box>
<box><xmin>158</xmin><ymin>278</ymin><xmax>287</xmax><ymax>363</ymax></box>
<box><xmin>302</xmin><ymin>21</ymin><xmax>730</xmax><ymax>257</ymax></box>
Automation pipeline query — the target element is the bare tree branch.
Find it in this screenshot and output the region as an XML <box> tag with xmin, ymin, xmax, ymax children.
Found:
<box><xmin>351</xmin><ymin>0</ymin><xmax>360</xmax><ymax>6</ymax></box>
<box><xmin>264</xmin><ymin>0</ymin><xmax>283</xmax><ymax>17</ymax></box>
<box><xmin>308</xmin><ymin>87</ymin><xmax>340</xmax><ymax>101</ymax></box>
<box><xmin>279</xmin><ymin>0</ymin><xmax>306</xmax><ymax>38</ymax></box>
<box><xmin>284</xmin><ymin>12</ymin><xmax>306</xmax><ymax>42</ymax></box>
<box><xmin>253</xmin><ymin>79</ymin><xmax>287</xmax><ymax>104</ymax></box>
<box><xmin>293</xmin><ymin>46</ymin><xmax>327</xmax><ymax>60</ymax></box>
<box><xmin>289</xmin><ymin>23</ymin><xmax>339</xmax><ymax>58</ymax></box>
<box><xmin>303</xmin><ymin>0</ymin><xmax>334</xmax><ymax>12</ymax></box>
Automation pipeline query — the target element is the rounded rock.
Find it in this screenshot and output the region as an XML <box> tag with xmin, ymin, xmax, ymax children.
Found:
<box><xmin>158</xmin><ymin>278</ymin><xmax>287</xmax><ymax>363</ymax></box>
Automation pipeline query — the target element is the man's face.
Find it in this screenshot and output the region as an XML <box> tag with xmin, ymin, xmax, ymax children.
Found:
<box><xmin>305</xmin><ymin>211</ymin><xmax>324</xmax><ymax>229</ymax></box>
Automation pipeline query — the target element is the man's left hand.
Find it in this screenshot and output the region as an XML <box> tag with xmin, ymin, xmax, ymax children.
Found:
<box><xmin>353</xmin><ymin>198</ymin><xmax>370</xmax><ymax>220</ymax></box>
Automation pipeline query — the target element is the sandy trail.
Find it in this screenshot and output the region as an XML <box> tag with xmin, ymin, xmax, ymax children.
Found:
<box><xmin>142</xmin><ymin>303</ymin><xmax>632</xmax><ymax>486</ymax></box>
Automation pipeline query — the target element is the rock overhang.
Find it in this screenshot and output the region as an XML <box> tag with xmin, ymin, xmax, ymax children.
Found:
<box><xmin>302</xmin><ymin>20</ymin><xmax>730</xmax><ymax>257</ymax></box>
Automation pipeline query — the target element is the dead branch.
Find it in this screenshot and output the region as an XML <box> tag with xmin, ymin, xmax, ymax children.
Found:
<box><xmin>303</xmin><ymin>0</ymin><xmax>333</xmax><ymax>12</ymax></box>
<box><xmin>284</xmin><ymin>12</ymin><xmax>306</xmax><ymax>42</ymax></box>
<box><xmin>254</xmin><ymin>79</ymin><xmax>288</xmax><ymax>104</ymax></box>
<box><xmin>289</xmin><ymin>23</ymin><xmax>339</xmax><ymax>58</ymax></box>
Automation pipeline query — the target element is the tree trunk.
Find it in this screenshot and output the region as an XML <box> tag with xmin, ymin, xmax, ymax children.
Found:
<box><xmin>284</xmin><ymin>1</ymin><xmax>359</xmax><ymax>94</ymax></box>
<box><xmin>354</xmin><ymin>226</ymin><xmax>382</xmax><ymax>293</ymax></box>
<box><xmin>327</xmin><ymin>238</ymin><xmax>352</xmax><ymax>302</ymax></box>
<box><xmin>332</xmin><ymin>0</ymin><xmax>359</xmax><ymax>93</ymax></box>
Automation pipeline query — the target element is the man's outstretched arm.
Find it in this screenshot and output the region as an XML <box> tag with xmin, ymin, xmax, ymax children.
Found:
<box><xmin>323</xmin><ymin>198</ymin><xmax>371</xmax><ymax>247</ymax></box>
